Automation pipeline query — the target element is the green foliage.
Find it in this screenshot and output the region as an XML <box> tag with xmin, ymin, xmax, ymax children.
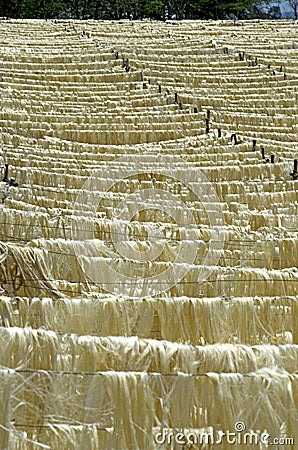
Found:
<box><xmin>0</xmin><ymin>0</ymin><xmax>276</xmax><ymax>20</ymax></box>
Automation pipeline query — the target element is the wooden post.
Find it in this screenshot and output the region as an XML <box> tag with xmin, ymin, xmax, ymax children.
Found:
<box><xmin>179</xmin><ymin>102</ymin><xmax>182</xmax><ymax>110</ymax></box>
<box><xmin>9</xmin><ymin>178</ymin><xmax>18</xmax><ymax>187</ymax></box>
<box><xmin>205</xmin><ymin>110</ymin><xmax>211</xmax><ymax>133</ymax></box>
<box><xmin>290</xmin><ymin>159</ymin><xmax>298</xmax><ymax>179</ymax></box>
<box><xmin>158</xmin><ymin>84</ymin><xmax>161</xmax><ymax>94</ymax></box>
<box><xmin>174</xmin><ymin>93</ymin><xmax>178</xmax><ymax>104</ymax></box>
<box><xmin>218</xmin><ymin>128</ymin><xmax>221</xmax><ymax>138</ymax></box>
<box><xmin>252</xmin><ymin>139</ymin><xmax>257</xmax><ymax>150</ymax></box>
<box><xmin>231</xmin><ymin>133</ymin><xmax>237</xmax><ymax>145</ymax></box>
<box><xmin>261</xmin><ymin>148</ymin><xmax>265</xmax><ymax>159</ymax></box>
<box><xmin>3</xmin><ymin>164</ymin><xmax>8</xmax><ymax>182</ymax></box>
<box><xmin>270</xmin><ymin>155</ymin><xmax>275</xmax><ymax>163</ymax></box>
<box><xmin>206</xmin><ymin>119</ymin><xmax>210</xmax><ymax>134</ymax></box>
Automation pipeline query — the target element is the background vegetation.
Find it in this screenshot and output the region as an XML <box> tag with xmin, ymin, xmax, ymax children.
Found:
<box><xmin>0</xmin><ymin>0</ymin><xmax>293</xmax><ymax>20</ymax></box>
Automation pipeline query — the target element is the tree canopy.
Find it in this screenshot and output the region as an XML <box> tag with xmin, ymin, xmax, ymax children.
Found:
<box><xmin>0</xmin><ymin>0</ymin><xmax>283</xmax><ymax>20</ymax></box>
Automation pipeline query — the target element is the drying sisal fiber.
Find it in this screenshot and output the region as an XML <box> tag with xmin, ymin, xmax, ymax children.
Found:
<box><xmin>1</xmin><ymin>241</ymin><xmax>298</xmax><ymax>298</ymax></box>
<box><xmin>0</xmin><ymin>18</ymin><xmax>298</xmax><ymax>449</ymax></box>
<box><xmin>0</xmin><ymin>369</ymin><xmax>297</xmax><ymax>449</ymax></box>
<box><xmin>0</xmin><ymin>295</ymin><xmax>296</xmax><ymax>345</ymax></box>
<box><xmin>0</xmin><ymin>326</ymin><xmax>297</xmax><ymax>373</ymax></box>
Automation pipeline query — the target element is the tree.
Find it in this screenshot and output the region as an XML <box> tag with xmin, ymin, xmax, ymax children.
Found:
<box><xmin>248</xmin><ymin>1</ymin><xmax>282</xmax><ymax>19</ymax></box>
<box><xmin>0</xmin><ymin>0</ymin><xmax>24</xmax><ymax>18</ymax></box>
<box><xmin>190</xmin><ymin>0</ymin><xmax>258</xmax><ymax>19</ymax></box>
<box><xmin>24</xmin><ymin>0</ymin><xmax>66</xmax><ymax>18</ymax></box>
<box><xmin>164</xmin><ymin>0</ymin><xmax>188</xmax><ymax>19</ymax></box>
<box><xmin>288</xmin><ymin>0</ymin><xmax>298</xmax><ymax>19</ymax></box>
<box><xmin>0</xmin><ymin>0</ymin><xmax>279</xmax><ymax>20</ymax></box>
<box><xmin>0</xmin><ymin>0</ymin><xmax>66</xmax><ymax>18</ymax></box>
